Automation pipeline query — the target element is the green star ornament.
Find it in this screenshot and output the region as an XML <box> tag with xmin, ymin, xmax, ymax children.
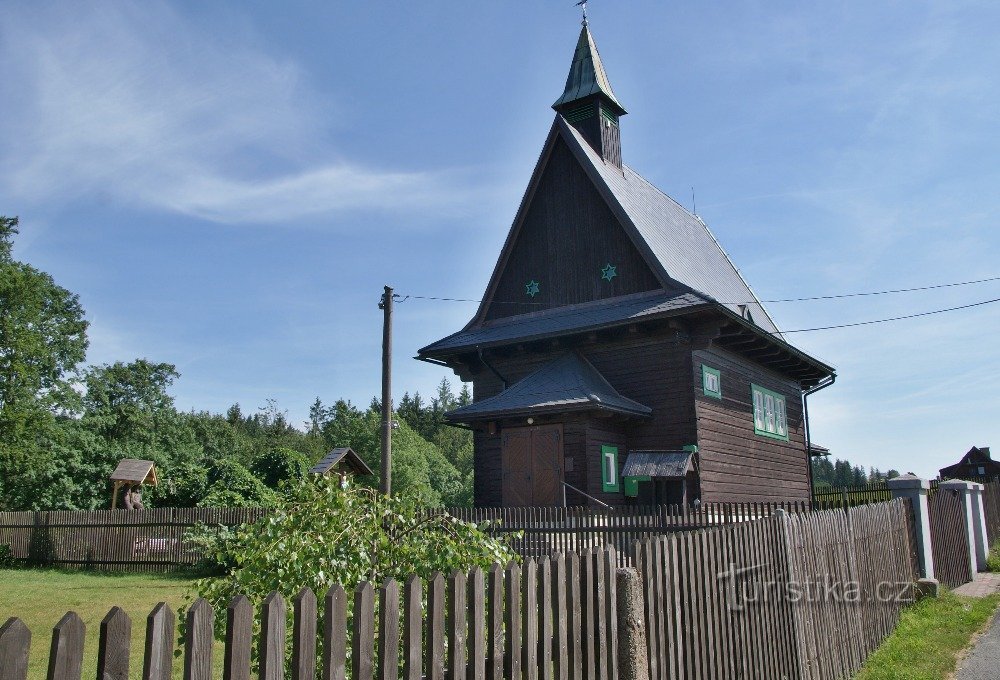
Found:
<box><xmin>601</xmin><ymin>263</ymin><xmax>617</xmax><ymax>282</ymax></box>
<box><xmin>525</xmin><ymin>280</ymin><xmax>540</xmax><ymax>297</ymax></box>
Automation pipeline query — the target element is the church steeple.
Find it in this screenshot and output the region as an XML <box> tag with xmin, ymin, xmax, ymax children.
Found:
<box><xmin>552</xmin><ymin>25</ymin><xmax>627</xmax><ymax>167</ymax></box>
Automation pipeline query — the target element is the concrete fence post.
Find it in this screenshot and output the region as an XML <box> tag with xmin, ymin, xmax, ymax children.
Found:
<box><xmin>615</xmin><ymin>568</ymin><xmax>649</xmax><ymax>680</ymax></box>
<box><xmin>887</xmin><ymin>474</ymin><xmax>934</xmax><ymax>580</ymax></box>
<box><xmin>939</xmin><ymin>479</ymin><xmax>983</xmax><ymax>574</ymax></box>
<box><xmin>967</xmin><ymin>482</ymin><xmax>990</xmax><ymax>571</ymax></box>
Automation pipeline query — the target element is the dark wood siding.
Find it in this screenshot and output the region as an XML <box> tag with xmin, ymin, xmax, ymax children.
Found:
<box><xmin>692</xmin><ymin>346</ymin><xmax>810</xmax><ymax>502</ymax></box>
<box><xmin>470</xmin><ymin>332</ymin><xmax>697</xmax><ymax>506</ymax></box>
<box><xmin>473</xmin><ymin>429</ymin><xmax>502</xmax><ymax>506</ymax></box>
<box><xmin>483</xmin><ymin>137</ymin><xmax>660</xmax><ymax>321</ymax></box>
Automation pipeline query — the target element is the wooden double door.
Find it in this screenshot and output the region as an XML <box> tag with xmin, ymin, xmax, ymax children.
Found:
<box><xmin>501</xmin><ymin>424</ymin><xmax>564</xmax><ymax>506</ymax></box>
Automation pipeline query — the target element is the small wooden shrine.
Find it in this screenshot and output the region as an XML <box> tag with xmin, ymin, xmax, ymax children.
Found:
<box><xmin>310</xmin><ymin>447</ymin><xmax>374</xmax><ymax>486</ymax></box>
<box><xmin>109</xmin><ymin>458</ymin><xmax>157</xmax><ymax>509</ymax></box>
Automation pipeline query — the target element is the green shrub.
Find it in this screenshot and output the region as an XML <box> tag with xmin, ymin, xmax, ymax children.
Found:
<box><xmin>184</xmin><ymin>477</ymin><xmax>515</xmax><ymax>639</ymax></box>
<box><xmin>198</xmin><ymin>459</ymin><xmax>278</xmax><ymax>508</ymax></box>
<box><xmin>0</xmin><ymin>544</ymin><xmax>15</xmax><ymax>567</ymax></box>
<box><xmin>987</xmin><ymin>540</ymin><xmax>1000</xmax><ymax>573</ymax></box>
<box><xmin>182</xmin><ymin>523</ymin><xmax>238</xmax><ymax>576</ymax></box>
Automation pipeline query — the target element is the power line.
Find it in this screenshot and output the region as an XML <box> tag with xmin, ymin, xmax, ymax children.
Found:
<box><xmin>756</xmin><ymin>275</ymin><xmax>1000</xmax><ymax>303</ymax></box>
<box><xmin>779</xmin><ymin>296</ymin><xmax>1000</xmax><ymax>334</ymax></box>
<box><xmin>396</xmin><ymin>274</ymin><xmax>1000</xmax><ymax>307</ymax></box>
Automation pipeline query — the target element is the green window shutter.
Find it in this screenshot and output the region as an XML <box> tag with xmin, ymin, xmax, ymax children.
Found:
<box><xmin>701</xmin><ymin>365</ymin><xmax>722</xmax><ymax>399</ymax></box>
<box><xmin>751</xmin><ymin>384</ymin><xmax>789</xmax><ymax>441</ymax></box>
<box><xmin>601</xmin><ymin>445</ymin><xmax>621</xmax><ymax>493</ymax></box>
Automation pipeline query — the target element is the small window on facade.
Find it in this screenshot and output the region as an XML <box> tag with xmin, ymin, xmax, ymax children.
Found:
<box><xmin>751</xmin><ymin>384</ymin><xmax>789</xmax><ymax>441</ymax></box>
<box><xmin>702</xmin><ymin>365</ymin><xmax>722</xmax><ymax>399</ymax></box>
<box><xmin>601</xmin><ymin>445</ymin><xmax>620</xmax><ymax>493</ymax></box>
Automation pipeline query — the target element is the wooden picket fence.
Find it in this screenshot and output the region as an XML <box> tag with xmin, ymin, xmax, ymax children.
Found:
<box><xmin>0</xmin><ymin>508</ymin><xmax>265</xmax><ymax>572</ymax></box>
<box><xmin>439</xmin><ymin>501</ymin><xmax>812</xmax><ymax>568</ymax></box>
<box><xmin>0</xmin><ymin>546</ymin><xmax>620</xmax><ymax>680</ymax></box>
<box><xmin>634</xmin><ymin>499</ymin><xmax>919</xmax><ymax>680</ymax></box>
<box><xmin>812</xmin><ymin>483</ymin><xmax>893</xmax><ymax>510</ymax></box>
<box><xmin>982</xmin><ymin>479</ymin><xmax>1000</xmax><ymax>547</ymax></box>
<box><xmin>928</xmin><ymin>488</ymin><xmax>974</xmax><ymax>588</ymax></box>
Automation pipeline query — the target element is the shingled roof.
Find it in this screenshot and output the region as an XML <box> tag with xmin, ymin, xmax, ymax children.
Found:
<box><xmin>445</xmin><ymin>352</ymin><xmax>652</xmax><ymax>422</ymax></box>
<box><xmin>555</xmin><ymin>118</ymin><xmax>781</xmax><ymax>335</ymax></box>
<box><xmin>421</xmin><ymin>290</ymin><xmax>707</xmax><ymax>356</ymax></box>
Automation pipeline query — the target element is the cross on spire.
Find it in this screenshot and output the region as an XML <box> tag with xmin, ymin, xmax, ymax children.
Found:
<box><xmin>575</xmin><ymin>0</ymin><xmax>588</xmax><ymax>27</ymax></box>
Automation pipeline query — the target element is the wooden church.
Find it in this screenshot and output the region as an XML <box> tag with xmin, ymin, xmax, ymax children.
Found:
<box><xmin>418</xmin><ymin>24</ymin><xmax>836</xmax><ymax>507</ymax></box>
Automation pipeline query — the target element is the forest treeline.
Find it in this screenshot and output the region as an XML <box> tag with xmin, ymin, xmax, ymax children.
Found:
<box><xmin>811</xmin><ymin>456</ymin><xmax>901</xmax><ymax>490</ymax></box>
<box><xmin>0</xmin><ymin>215</ymin><xmax>472</xmax><ymax>511</ymax></box>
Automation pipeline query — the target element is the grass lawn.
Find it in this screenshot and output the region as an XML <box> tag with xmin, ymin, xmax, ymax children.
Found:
<box><xmin>0</xmin><ymin>568</ymin><xmax>222</xmax><ymax>679</ymax></box>
<box><xmin>854</xmin><ymin>589</ymin><xmax>1000</xmax><ymax>680</ymax></box>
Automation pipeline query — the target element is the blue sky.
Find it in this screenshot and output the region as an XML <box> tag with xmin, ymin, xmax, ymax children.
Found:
<box><xmin>2</xmin><ymin>1</ymin><xmax>998</xmax><ymax>479</ymax></box>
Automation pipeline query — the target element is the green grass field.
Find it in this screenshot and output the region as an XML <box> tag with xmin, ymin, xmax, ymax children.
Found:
<box><xmin>854</xmin><ymin>589</ymin><xmax>1000</xmax><ymax>680</ymax></box>
<box><xmin>0</xmin><ymin>568</ymin><xmax>222</xmax><ymax>679</ymax></box>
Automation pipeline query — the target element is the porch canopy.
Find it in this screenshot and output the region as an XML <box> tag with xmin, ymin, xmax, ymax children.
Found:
<box><xmin>445</xmin><ymin>352</ymin><xmax>652</xmax><ymax>422</ymax></box>
<box><xmin>622</xmin><ymin>450</ymin><xmax>694</xmax><ymax>479</ymax></box>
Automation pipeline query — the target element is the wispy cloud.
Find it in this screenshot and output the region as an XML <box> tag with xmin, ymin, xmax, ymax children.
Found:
<box><xmin>0</xmin><ymin>1</ymin><xmax>475</xmax><ymax>224</ymax></box>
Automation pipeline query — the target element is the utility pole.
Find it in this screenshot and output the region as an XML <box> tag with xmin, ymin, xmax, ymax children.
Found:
<box><xmin>379</xmin><ymin>285</ymin><xmax>394</xmax><ymax>495</ymax></box>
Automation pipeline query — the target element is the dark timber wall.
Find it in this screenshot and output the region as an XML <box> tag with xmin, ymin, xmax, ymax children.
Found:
<box><xmin>468</xmin><ymin>328</ymin><xmax>811</xmax><ymax>506</ymax></box>
<box><xmin>692</xmin><ymin>345</ymin><xmax>810</xmax><ymax>502</ymax></box>
<box><xmin>483</xmin><ymin>137</ymin><xmax>660</xmax><ymax>321</ymax></box>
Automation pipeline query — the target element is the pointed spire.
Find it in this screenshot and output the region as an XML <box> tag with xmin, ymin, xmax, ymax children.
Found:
<box><xmin>552</xmin><ymin>25</ymin><xmax>626</xmax><ymax>116</ymax></box>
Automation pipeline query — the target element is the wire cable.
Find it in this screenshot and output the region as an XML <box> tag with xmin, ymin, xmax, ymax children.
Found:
<box><xmin>396</xmin><ymin>274</ymin><xmax>1000</xmax><ymax>307</ymax></box>
<box><xmin>779</xmin><ymin>296</ymin><xmax>1000</xmax><ymax>334</ymax></box>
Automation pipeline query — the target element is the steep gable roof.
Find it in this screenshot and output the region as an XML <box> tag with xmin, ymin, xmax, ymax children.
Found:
<box><xmin>463</xmin><ymin>115</ymin><xmax>780</xmax><ymax>336</ymax></box>
<box><xmin>556</xmin><ymin>118</ymin><xmax>781</xmax><ymax>335</ymax></box>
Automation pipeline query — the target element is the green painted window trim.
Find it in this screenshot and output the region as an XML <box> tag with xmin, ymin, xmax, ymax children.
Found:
<box><xmin>601</xmin><ymin>445</ymin><xmax>621</xmax><ymax>493</ymax></box>
<box><xmin>701</xmin><ymin>365</ymin><xmax>722</xmax><ymax>399</ymax></box>
<box><xmin>751</xmin><ymin>383</ymin><xmax>789</xmax><ymax>441</ymax></box>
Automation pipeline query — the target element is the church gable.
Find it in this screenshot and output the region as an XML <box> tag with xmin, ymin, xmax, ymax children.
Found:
<box><xmin>482</xmin><ymin>135</ymin><xmax>662</xmax><ymax>322</ymax></box>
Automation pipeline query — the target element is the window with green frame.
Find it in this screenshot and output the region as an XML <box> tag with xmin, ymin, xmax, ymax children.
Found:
<box><xmin>601</xmin><ymin>445</ymin><xmax>621</xmax><ymax>492</ymax></box>
<box><xmin>702</xmin><ymin>365</ymin><xmax>722</xmax><ymax>399</ymax></box>
<box><xmin>751</xmin><ymin>384</ymin><xmax>788</xmax><ymax>441</ymax></box>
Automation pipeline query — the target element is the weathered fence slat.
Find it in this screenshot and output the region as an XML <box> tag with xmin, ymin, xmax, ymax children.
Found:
<box><xmin>47</xmin><ymin>611</ymin><xmax>85</xmax><ymax>680</ymax></box>
<box><xmin>426</xmin><ymin>573</ymin><xmax>445</xmax><ymax>680</ymax></box>
<box><xmin>448</xmin><ymin>570</ymin><xmax>468</xmax><ymax>680</ymax></box>
<box><xmin>522</xmin><ymin>558</ymin><xmax>538</xmax><ymax>680</ymax></box>
<box><xmin>323</xmin><ymin>585</ymin><xmax>347</xmax><ymax>680</ymax></box>
<box><xmin>486</xmin><ymin>564</ymin><xmax>503</xmax><ymax>680</ymax></box>
<box><xmin>378</xmin><ymin>580</ymin><xmax>400</xmax><ymax>680</ymax></box>
<box><xmin>293</xmin><ymin>588</ymin><xmax>318</xmax><ymax>680</ymax></box>
<box><xmin>353</xmin><ymin>582</ymin><xmax>376</xmax><ymax>680</ymax></box>
<box><xmin>552</xmin><ymin>553</ymin><xmax>569</xmax><ymax>680</ymax></box>
<box><xmin>223</xmin><ymin>595</ymin><xmax>252</xmax><ymax>680</ymax></box>
<box><xmin>183</xmin><ymin>599</ymin><xmax>213</xmax><ymax>680</ymax></box>
<box><xmin>97</xmin><ymin>606</ymin><xmax>131</xmax><ymax>680</ymax></box>
<box><xmin>504</xmin><ymin>561</ymin><xmax>521</xmax><ymax>680</ymax></box>
<box><xmin>260</xmin><ymin>591</ymin><xmax>286</xmax><ymax>680</ymax></box>
<box><xmin>468</xmin><ymin>567</ymin><xmax>486</xmax><ymax>680</ymax></box>
<box><xmin>0</xmin><ymin>618</ymin><xmax>30</xmax><ymax>680</ymax></box>
<box><xmin>403</xmin><ymin>575</ymin><xmax>422</xmax><ymax>680</ymax></box>
<box><xmin>142</xmin><ymin>603</ymin><xmax>174</xmax><ymax>680</ymax></box>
